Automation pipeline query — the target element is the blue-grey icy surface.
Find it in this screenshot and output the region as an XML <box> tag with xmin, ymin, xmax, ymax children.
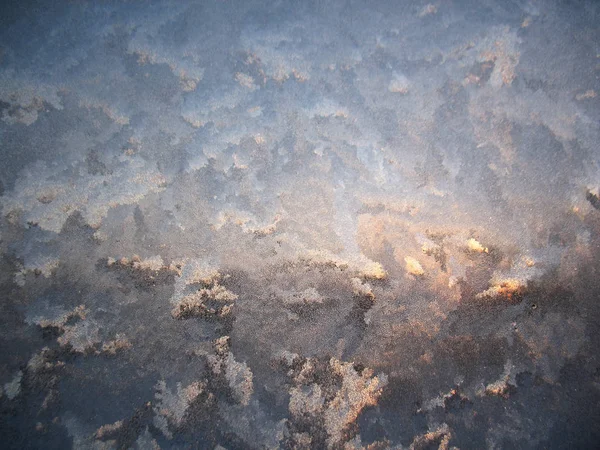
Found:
<box><xmin>1</xmin><ymin>0</ymin><xmax>599</xmax><ymax>448</ymax></box>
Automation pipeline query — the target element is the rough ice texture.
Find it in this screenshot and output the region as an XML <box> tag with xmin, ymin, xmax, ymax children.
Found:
<box><xmin>1</xmin><ymin>0</ymin><xmax>600</xmax><ymax>448</ymax></box>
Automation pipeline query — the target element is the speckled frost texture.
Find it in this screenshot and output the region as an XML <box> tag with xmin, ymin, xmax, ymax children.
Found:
<box><xmin>1</xmin><ymin>0</ymin><xmax>600</xmax><ymax>448</ymax></box>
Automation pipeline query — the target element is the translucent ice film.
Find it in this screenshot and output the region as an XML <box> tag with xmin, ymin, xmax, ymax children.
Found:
<box><xmin>1</xmin><ymin>1</ymin><xmax>599</xmax><ymax>448</ymax></box>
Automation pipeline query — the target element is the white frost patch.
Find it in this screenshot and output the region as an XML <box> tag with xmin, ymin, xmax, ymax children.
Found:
<box><xmin>479</xmin><ymin>359</ymin><xmax>517</xmax><ymax>397</ymax></box>
<box><xmin>209</xmin><ymin>343</ymin><xmax>254</xmax><ymax>407</ymax></box>
<box><xmin>14</xmin><ymin>257</ymin><xmax>61</xmax><ymax>287</ymax></box>
<box><xmin>0</xmin><ymin>72</ymin><xmax>63</xmax><ymax>126</ymax></box>
<box><xmin>219</xmin><ymin>400</ymin><xmax>286</xmax><ymax>450</ymax></box>
<box><xmin>299</xmin><ymin>249</ymin><xmax>387</xmax><ymax>280</ymax></box>
<box><xmin>306</xmin><ymin>99</ymin><xmax>349</xmax><ymax>119</ymax></box>
<box><xmin>3</xmin><ymin>156</ymin><xmax>166</xmax><ymax>233</ymax></box>
<box><xmin>153</xmin><ymin>380</ymin><xmax>205</xmax><ymax>439</ymax></box>
<box><xmin>241</xmin><ymin>25</ymin><xmax>312</xmax><ymax>83</ymax></box>
<box><xmin>25</xmin><ymin>303</ymin><xmax>87</xmax><ymax>330</ymax></box>
<box><xmin>324</xmin><ymin>359</ymin><xmax>388</xmax><ymax>447</ymax></box>
<box><xmin>289</xmin><ymin>384</ymin><xmax>324</xmax><ymax>417</ymax></box>
<box><xmin>132</xmin><ymin>427</ymin><xmax>161</xmax><ymax>450</ymax></box>
<box><xmin>3</xmin><ymin>371</ymin><xmax>23</xmax><ymax>400</ymax></box>
<box><xmin>350</xmin><ymin>277</ymin><xmax>373</xmax><ymax>297</ymax></box>
<box><xmin>225</xmin><ymin>353</ymin><xmax>254</xmax><ymax>406</ymax></box>
<box><xmin>169</xmin><ymin>258</ymin><xmax>221</xmax><ymax>306</ymax></box>
<box><xmin>388</xmin><ymin>71</ymin><xmax>410</xmax><ymax>93</ymax></box>
<box><xmin>276</xmin><ymin>287</ymin><xmax>324</xmax><ymax>306</ymax></box>
<box><xmin>57</xmin><ymin>320</ymin><xmax>101</xmax><ymax>353</ymax></box>
<box><xmin>132</xmin><ymin>255</ymin><xmax>164</xmax><ymax>272</ymax></box>
<box><xmin>63</xmin><ymin>413</ymin><xmax>115</xmax><ymax>450</ymax></box>
<box><xmin>284</xmin><ymin>356</ymin><xmax>388</xmax><ymax>447</ymax></box>
<box><xmin>476</xmin><ymin>26</ymin><xmax>521</xmax><ymax>88</ymax></box>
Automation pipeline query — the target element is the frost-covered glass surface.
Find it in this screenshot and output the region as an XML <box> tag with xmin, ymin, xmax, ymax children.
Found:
<box><xmin>1</xmin><ymin>1</ymin><xmax>599</xmax><ymax>448</ymax></box>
